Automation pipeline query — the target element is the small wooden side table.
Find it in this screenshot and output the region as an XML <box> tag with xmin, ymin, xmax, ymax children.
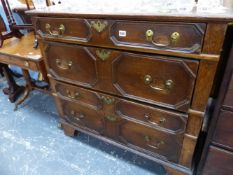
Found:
<box><xmin>0</xmin><ymin>32</ymin><xmax>48</xmax><ymax>110</ymax></box>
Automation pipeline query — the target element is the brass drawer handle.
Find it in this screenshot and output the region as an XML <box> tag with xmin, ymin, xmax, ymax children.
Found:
<box><xmin>101</xmin><ymin>96</ymin><xmax>115</xmax><ymax>105</ymax></box>
<box><xmin>144</xmin><ymin>75</ymin><xmax>174</xmax><ymax>91</ymax></box>
<box><xmin>164</xmin><ymin>79</ymin><xmax>174</xmax><ymax>90</ymax></box>
<box><xmin>105</xmin><ymin>115</ymin><xmax>117</xmax><ymax>122</ymax></box>
<box><xmin>144</xmin><ymin>75</ymin><xmax>153</xmax><ymax>85</ymax></box>
<box><xmin>144</xmin><ymin>114</ymin><xmax>166</xmax><ymax>125</ymax></box>
<box><xmin>146</xmin><ymin>30</ymin><xmax>180</xmax><ymax>47</ymax></box>
<box><xmin>56</xmin><ymin>59</ymin><xmax>72</xmax><ymax>70</ymax></box>
<box><xmin>45</xmin><ymin>23</ymin><xmax>65</xmax><ymax>37</ymax></box>
<box><xmin>70</xmin><ymin>110</ymin><xmax>85</xmax><ymax>120</ymax></box>
<box><xmin>144</xmin><ymin>136</ymin><xmax>164</xmax><ymax>149</ymax></box>
<box><xmin>66</xmin><ymin>90</ymin><xmax>80</xmax><ymax>99</ymax></box>
<box><xmin>171</xmin><ymin>32</ymin><xmax>180</xmax><ymax>43</ymax></box>
<box><xmin>96</xmin><ymin>49</ymin><xmax>111</xmax><ymax>61</ymax></box>
<box><xmin>145</xmin><ymin>29</ymin><xmax>169</xmax><ymax>47</ymax></box>
<box><xmin>91</xmin><ymin>20</ymin><xmax>108</xmax><ymax>33</ymax></box>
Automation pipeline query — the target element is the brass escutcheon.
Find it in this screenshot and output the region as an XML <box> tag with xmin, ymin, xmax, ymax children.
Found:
<box><xmin>91</xmin><ymin>20</ymin><xmax>108</xmax><ymax>33</ymax></box>
<box><xmin>96</xmin><ymin>49</ymin><xmax>111</xmax><ymax>61</ymax></box>
<box><xmin>105</xmin><ymin>115</ymin><xmax>117</xmax><ymax>122</ymax></box>
<box><xmin>101</xmin><ymin>96</ymin><xmax>115</xmax><ymax>105</ymax></box>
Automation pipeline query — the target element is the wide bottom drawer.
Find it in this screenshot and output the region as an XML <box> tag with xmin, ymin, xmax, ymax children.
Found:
<box><xmin>118</xmin><ymin>118</ymin><xmax>183</xmax><ymax>162</ymax></box>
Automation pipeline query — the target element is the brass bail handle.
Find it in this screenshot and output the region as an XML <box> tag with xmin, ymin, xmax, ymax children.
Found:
<box><xmin>144</xmin><ymin>75</ymin><xmax>174</xmax><ymax>91</ymax></box>
<box><xmin>56</xmin><ymin>59</ymin><xmax>72</xmax><ymax>70</ymax></box>
<box><xmin>45</xmin><ymin>23</ymin><xmax>65</xmax><ymax>36</ymax></box>
<box><xmin>66</xmin><ymin>90</ymin><xmax>80</xmax><ymax>99</ymax></box>
<box><xmin>144</xmin><ymin>114</ymin><xmax>166</xmax><ymax>125</ymax></box>
<box><xmin>70</xmin><ymin>110</ymin><xmax>85</xmax><ymax>120</ymax></box>
<box><xmin>144</xmin><ymin>136</ymin><xmax>165</xmax><ymax>149</ymax></box>
<box><xmin>145</xmin><ymin>29</ymin><xmax>180</xmax><ymax>47</ymax></box>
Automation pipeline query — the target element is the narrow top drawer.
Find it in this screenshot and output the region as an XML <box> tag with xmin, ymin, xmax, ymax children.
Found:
<box><xmin>34</xmin><ymin>17</ymin><xmax>206</xmax><ymax>54</ymax></box>
<box><xmin>110</xmin><ymin>21</ymin><xmax>206</xmax><ymax>53</ymax></box>
<box><xmin>34</xmin><ymin>17</ymin><xmax>91</xmax><ymax>42</ymax></box>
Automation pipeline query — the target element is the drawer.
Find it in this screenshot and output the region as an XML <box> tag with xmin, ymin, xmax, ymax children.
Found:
<box><xmin>115</xmin><ymin>100</ymin><xmax>187</xmax><ymax>133</ymax></box>
<box><xmin>223</xmin><ymin>73</ymin><xmax>233</xmax><ymax>109</ymax></box>
<box><xmin>110</xmin><ymin>21</ymin><xmax>206</xmax><ymax>53</ymax></box>
<box><xmin>118</xmin><ymin>119</ymin><xmax>183</xmax><ymax>162</ymax></box>
<box><xmin>112</xmin><ymin>53</ymin><xmax>199</xmax><ymax>112</ymax></box>
<box><xmin>45</xmin><ymin>43</ymin><xmax>199</xmax><ymax>112</ymax></box>
<box><xmin>61</xmin><ymin>99</ymin><xmax>105</xmax><ymax>135</ymax></box>
<box><xmin>52</xmin><ymin>79</ymin><xmax>103</xmax><ymax>110</ymax></box>
<box><xmin>51</xmin><ymin>79</ymin><xmax>186</xmax><ymax>133</ymax></box>
<box><xmin>202</xmin><ymin>146</ymin><xmax>233</xmax><ymax>175</ymax></box>
<box><xmin>44</xmin><ymin>43</ymin><xmax>98</xmax><ymax>88</ymax></box>
<box><xmin>35</xmin><ymin>17</ymin><xmax>91</xmax><ymax>42</ymax></box>
<box><xmin>213</xmin><ymin>110</ymin><xmax>233</xmax><ymax>149</ymax></box>
<box><xmin>36</xmin><ymin>17</ymin><xmax>206</xmax><ymax>54</ymax></box>
<box><xmin>0</xmin><ymin>54</ymin><xmax>39</xmax><ymax>71</ymax></box>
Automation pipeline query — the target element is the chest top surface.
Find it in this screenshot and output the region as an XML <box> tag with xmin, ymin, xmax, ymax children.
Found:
<box><xmin>26</xmin><ymin>0</ymin><xmax>233</xmax><ymax>22</ymax></box>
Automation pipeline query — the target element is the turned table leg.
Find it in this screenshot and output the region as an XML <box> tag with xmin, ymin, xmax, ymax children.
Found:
<box><xmin>1</xmin><ymin>64</ymin><xmax>24</xmax><ymax>103</ymax></box>
<box><xmin>14</xmin><ymin>69</ymin><xmax>32</xmax><ymax>110</ymax></box>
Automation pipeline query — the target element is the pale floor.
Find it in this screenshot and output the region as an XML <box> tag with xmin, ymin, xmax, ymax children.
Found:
<box><xmin>0</xmin><ymin>77</ymin><xmax>164</xmax><ymax>175</ymax></box>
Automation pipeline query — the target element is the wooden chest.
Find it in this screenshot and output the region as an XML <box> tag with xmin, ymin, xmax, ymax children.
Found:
<box><xmin>27</xmin><ymin>2</ymin><xmax>233</xmax><ymax>175</ymax></box>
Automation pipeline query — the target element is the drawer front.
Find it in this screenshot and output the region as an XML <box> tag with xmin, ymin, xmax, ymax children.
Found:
<box><xmin>51</xmin><ymin>79</ymin><xmax>185</xmax><ymax>133</ymax></box>
<box><xmin>213</xmin><ymin>110</ymin><xmax>233</xmax><ymax>149</ymax></box>
<box><xmin>61</xmin><ymin>99</ymin><xmax>105</xmax><ymax>135</ymax></box>
<box><xmin>53</xmin><ymin>80</ymin><xmax>103</xmax><ymax>110</ymax></box>
<box><xmin>112</xmin><ymin>53</ymin><xmax>199</xmax><ymax>112</ymax></box>
<box><xmin>115</xmin><ymin>100</ymin><xmax>187</xmax><ymax>133</ymax></box>
<box><xmin>203</xmin><ymin>146</ymin><xmax>233</xmax><ymax>175</ymax></box>
<box><xmin>223</xmin><ymin>73</ymin><xmax>233</xmax><ymax>109</ymax></box>
<box><xmin>44</xmin><ymin>43</ymin><xmax>98</xmax><ymax>87</ymax></box>
<box><xmin>0</xmin><ymin>55</ymin><xmax>38</xmax><ymax>71</ymax></box>
<box><xmin>35</xmin><ymin>17</ymin><xmax>91</xmax><ymax>42</ymax></box>
<box><xmin>45</xmin><ymin>43</ymin><xmax>199</xmax><ymax>112</ymax></box>
<box><xmin>36</xmin><ymin>17</ymin><xmax>206</xmax><ymax>54</ymax></box>
<box><xmin>118</xmin><ymin>119</ymin><xmax>183</xmax><ymax>162</ymax></box>
<box><xmin>110</xmin><ymin>22</ymin><xmax>205</xmax><ymax>53</ymax></box>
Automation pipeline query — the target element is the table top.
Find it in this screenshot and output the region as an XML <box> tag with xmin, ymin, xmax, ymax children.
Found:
<box><xmin>0</xmin><ymin>32</ymin><xmax>42</xmax><ymax>61</ymax></box>
<box><xmin>27</xmin><ymin>0</ymin><xmax>233</xmax><ymax>22</ymax></box>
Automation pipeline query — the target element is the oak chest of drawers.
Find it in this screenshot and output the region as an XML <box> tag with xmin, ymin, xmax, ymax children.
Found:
<box><xmin>28</xmin><ymin>2</ymin><xmax>233</xmax><ymax>175</ymax></box>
